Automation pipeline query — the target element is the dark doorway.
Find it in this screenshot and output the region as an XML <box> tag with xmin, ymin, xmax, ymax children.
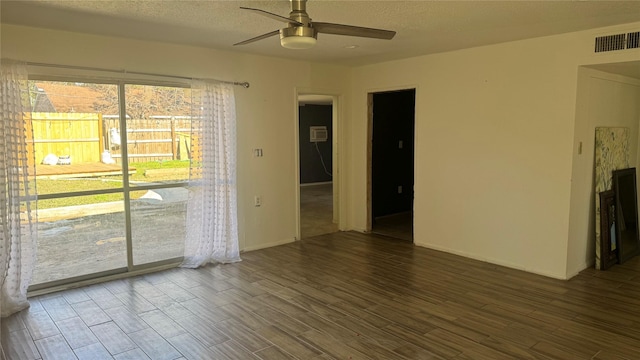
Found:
<box><xmin>370</xmin><ymin>89</ymin><xmax>415</xmax><ymax>241</ymax></box>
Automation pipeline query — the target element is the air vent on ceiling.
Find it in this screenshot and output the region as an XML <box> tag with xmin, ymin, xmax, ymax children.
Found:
<box><xmin>595</xmin><ymin>31</ymin><xmax>640</xmax><ymax>53</ymax></box>
<box><xmin>628</xmin><ymin>31</ymin><xmax>640</xmax><ymax>49</ymax></box>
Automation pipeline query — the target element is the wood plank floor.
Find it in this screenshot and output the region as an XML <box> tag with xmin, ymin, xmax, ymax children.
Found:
<box><xmin>3</xmin><ymin>231</ymin><xmax>640</xmax><ymax>359</ymax></box>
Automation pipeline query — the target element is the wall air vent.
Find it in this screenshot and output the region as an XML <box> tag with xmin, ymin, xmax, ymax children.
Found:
<box><xmin>628</xmin><ymin>31</ymin><xmax>640</xmax><ymax>49</ymax></box>
<box><xmin>594</xmin><ymin>31</ymin><xmax>640</xmax><ymax>52</ymax></box>
<box><xmin>310</xmin><ymin>126</ymin><xmax>328</xmax><ymax>142</ymax></box>
<box><xmin>595</xmin><ymin>33</ymin><xmax>626</xmax><ymax>52</ymax></box>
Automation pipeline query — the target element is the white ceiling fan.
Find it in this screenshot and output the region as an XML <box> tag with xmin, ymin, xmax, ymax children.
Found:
<box><xmin>234</xmin><ymin>0</ymin><xmax>396</xmax><ymax>49</ymax></box>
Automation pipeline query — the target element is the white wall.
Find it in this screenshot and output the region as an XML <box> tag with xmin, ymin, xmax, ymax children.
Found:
<box><xmin>0</xmin><ymin>24</ymin><xmax>350</xmax><ymax>253</ymax></box>
<box><xmin>3</xmin><ymin>21</ymin><xmax>640</xmax><ymax>280</ymax></box>
<box><xmin>349</xmin><ymin>22</ymin><xmax>640</xmax><ymax>279</ymax></box>
<box><xmin>568</xmin><ymin>68</ymin><xmax>640</xmax><ymax>277</ymax></box>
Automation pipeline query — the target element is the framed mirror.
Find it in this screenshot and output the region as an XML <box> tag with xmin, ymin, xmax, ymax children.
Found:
<box><xmin>612</xmin><ymin>168</ymin><xmax>640</xmax><ymax>264</ymax></box>
<box><xmin>599</xmin><ymin>190</ymin><xmax>618</xmax><ymax>270</ymax></box>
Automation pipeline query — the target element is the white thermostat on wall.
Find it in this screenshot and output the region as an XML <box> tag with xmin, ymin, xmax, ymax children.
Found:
<box><xmin>310</xmin><ymin>126</ymin><xmax>328</xmax><ymax>142</ymax></box>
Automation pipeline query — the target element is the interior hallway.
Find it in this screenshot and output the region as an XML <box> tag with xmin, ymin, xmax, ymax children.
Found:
<box><xmin>300</xmin><ymin>183</ymin><xmax>338</xmax><ymax>239</ymax></box>
<box><xmin>299</xmin><ymin>183</ymin><xmax>413</xmax><ymax>242</ymax></box>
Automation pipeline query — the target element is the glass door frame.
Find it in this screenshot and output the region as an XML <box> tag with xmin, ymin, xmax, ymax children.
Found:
<box><xmin>28</xmin><ymin>76</ymin><xmax>190</xmax><ymax>293</ymax></box>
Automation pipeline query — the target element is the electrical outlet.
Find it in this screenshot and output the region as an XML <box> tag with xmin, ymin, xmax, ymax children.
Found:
<box><xmin>398</xmin><ymin>186</ymin><xmax>403</xmax><ymax>194</ymax></box>
<box><xmin>399</xmin><ymin>140</ymin><xmax>403</xmax><ymax>149</ymax></box>
<box><xmin>254</xmin><ymin>196</ymin><xmax>262</xmax><ymax>207</ymax></box>
<box><xmin>254</xmin><ymin>148</ymin><xmax>263</xmax><ymax>157</ymax></box>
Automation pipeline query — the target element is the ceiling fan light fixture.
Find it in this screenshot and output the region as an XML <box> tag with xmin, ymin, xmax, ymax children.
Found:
<box><xmin>280</xmin><ymin>26</ymin><xmax>317</xmax><ymax>49</ymax></box>
<box><xmin>281</xmin><ymin>36</ymin><xmax>317</xmax><ymax>49</ymax></box>
<box><xmin>235</xmin><ymin>1</ymin><xmax>396</xmax><ymax>48</ymax></box>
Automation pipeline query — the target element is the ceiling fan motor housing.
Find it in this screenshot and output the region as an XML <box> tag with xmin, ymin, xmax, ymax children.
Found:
<box><xmin>289</xmin><ymin>0</ymin><xmax>311</xmax><ymax>25</ymax></box>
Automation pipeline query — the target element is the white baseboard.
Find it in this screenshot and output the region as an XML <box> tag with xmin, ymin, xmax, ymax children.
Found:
<box><xmin>566</xmin><ymin>260</ymin><xmax>592</xmax><ymax>280</ymax></box>
<box><xmin>241</xmin><ymin>238</ymin><xmax>296</xmax><ymax>252</ymax></box>
<box><xmin>414</xmin><ymin>241</ymin><xmax>569</xmax><ymax>280</ymax></box>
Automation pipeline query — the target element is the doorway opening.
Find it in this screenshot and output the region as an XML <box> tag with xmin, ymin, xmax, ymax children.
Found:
<box><xmin>368</xmin><ymin>89</ymin><xmax>416</xmax><ymax>241</ymax></box>
<box><xmin>298</xmin><ymin>94</ymin><xmax>339</xmax><ymax>239</ymax></box>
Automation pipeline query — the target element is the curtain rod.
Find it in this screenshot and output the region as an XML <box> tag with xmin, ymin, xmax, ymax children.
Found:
<box><xmin>19</xmin><ymin>61</ymin><xmax>250</xmax><ymax>88</ymax></box>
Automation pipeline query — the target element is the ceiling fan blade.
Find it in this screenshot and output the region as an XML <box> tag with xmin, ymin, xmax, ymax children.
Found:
<box><xmin>239</xmin><ymin>7</ymin><xmax>303</xmax><ymax>26</ymax></box>
<box><xmin>313</xmin><ymin>22</ymin><xmax>396</xmax><ymax>40</ymax></box>
<box><xmin>233</xmin><ymin>30</ymin><xmax>280</xmax><ymax>46</ymax></box>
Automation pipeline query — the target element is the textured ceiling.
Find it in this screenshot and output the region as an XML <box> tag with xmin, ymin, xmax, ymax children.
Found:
<box><xmin>2</xmin><ymin>1</ymin><xmax>640</xmax><ymax>66</ymax></box>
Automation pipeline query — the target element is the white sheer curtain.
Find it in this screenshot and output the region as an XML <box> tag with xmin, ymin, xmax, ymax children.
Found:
<box><xmin>0</xmin><ymin>61</ymin><xmax>37</xmax><ymax>317</ymax></box>
<box><xmin>181</xmin><ymin>82</ymin><xmax>240</xmax><ymax>268</ymax></box>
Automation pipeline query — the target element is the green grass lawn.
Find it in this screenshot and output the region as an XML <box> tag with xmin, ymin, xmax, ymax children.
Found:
<box><xmin>130</xmin><ymin>159</ymin><xmax>191</xmax><ymax>179</ymax></box>
<box><xmin>37</xmin><ymin>160</ymin><xmax>191</xmax><ymax>209</ymax></box>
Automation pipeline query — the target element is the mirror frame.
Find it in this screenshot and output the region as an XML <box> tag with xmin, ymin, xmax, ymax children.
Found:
<box><xmin>599</xmin><ymin>189</ymin><xmax>618</xmax><ymax>270</ymax></box>
<box><xmin>612</xmin><ymin>167</ymin><xmax>640</xmax><ymax>264</ymax></box>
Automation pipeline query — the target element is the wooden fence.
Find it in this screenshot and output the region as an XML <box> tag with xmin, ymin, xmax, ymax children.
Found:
<box><xmin>30</xmin><ymin>113</ymin><xmax>103</xmax><ymax>165</ymax></box>
<box><xmin>29</xmin><ymin>113</ymin><xmax>194</xmax><ymax>165</ymax></box>
<box><xmin>102</xmin><ymin>115</ymin><xmax>193</xmax><ymax>163</ymax></box>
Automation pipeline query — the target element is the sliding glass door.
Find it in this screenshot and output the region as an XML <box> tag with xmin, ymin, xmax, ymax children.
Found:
<box><xmin>30</xmin><ymin>81</ymin><xmax>127</xmax><ymax>285</ymax></box>
<box><xmin>123</xmin><ymin>84</ymin><xmax>190</xmax><ymax>266</ymax></box>
<box><xmin>29</xmin><ymin>80</ymin><xmax>191</xmax><ymax>289</ymax></box>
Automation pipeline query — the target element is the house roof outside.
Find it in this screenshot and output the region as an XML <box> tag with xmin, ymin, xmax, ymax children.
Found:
<box><xmin>33</xmin><ymin>82</ymin><xmax>105</xmax><ymax>113</ymax></box>
<box><xmin>32</xmin><ymin>82</ymin><xmax>193</xmax><ymax>118</ymax></box>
